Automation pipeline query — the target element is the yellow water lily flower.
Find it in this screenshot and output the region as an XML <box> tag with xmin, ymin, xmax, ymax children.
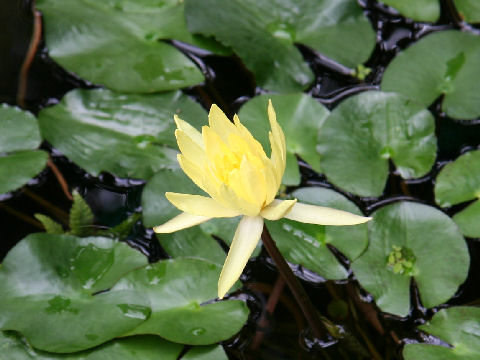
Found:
<box><xmin>154</xmin><ymin>101</ymin><xmax>371</xmax><ymax>299</ymax></box>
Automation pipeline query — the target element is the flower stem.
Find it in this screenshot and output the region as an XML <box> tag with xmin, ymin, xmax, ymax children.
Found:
<box><xmin>261</xmin><ymin>224</ymin><xmax>326</xmax><ymax>340</ymax></box>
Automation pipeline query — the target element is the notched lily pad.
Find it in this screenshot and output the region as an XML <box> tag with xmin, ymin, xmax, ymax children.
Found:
<box><xmin>238</xmin><ymin>94</ymin><xmax>329</xmax><ymax>186</ymax></box>
<box><xmin>185</xmin><ymin>0</ymin><xmax>375</xmax><ymax>92</ymax></box>
<box><xmin>317</xmin><ymin>91</ymin><xmax>436</xmax><ymax>197</ymax></box>
<box><xmin>0</xmin><ymin>234</ymin><xmax>149</xmax><ymax>353</ymax></box>
<box><xmin>266</xmin><ymin>187</ymin><xmax>368</xmax><ymax>280</ymax></box>
<box><xmin>379</xmin><ymin>0</ymin><xmax>440</xmax><ymax>22</ymax></box>
<box><xmin>112</xmin><ymin>258</ymin><xmax>249</xmax><ymax>345</ymax></box>
<box><xmin>37</xmin><ymin>0</ymin><xmax>205</xmax><ymax>92</ymax></box>
<box><xmin>435</xmin><ymin>150</ymin><xmax>480</xmax><ymax>237</ymax></box>
<box><xmin>352</xmin><ymin>201</ymin><xmax>469</xmax><ymax>317</ymax></box>
<box><xmin>0</xmin><ymin>104</ymin><xmax>48</xmax><ymax>194</ymax></box>
<box><xmin>403</xmin><ymin>307</ymin><xmax>480</xmax><ymax>360</ymax></box>
<box><xmin>38</xmin><ymin>88</ymin><xmax>206</xmax><ymax>179</ymax></box>
<box><xmin>455</xmin><ymin>0</ymin><xmax>480</xmax><ymax>24</ymax></box>
<box><xmin>382</xmin><ymin>30</ymin><xmax>480</xmax><ymax>120</ymax></box>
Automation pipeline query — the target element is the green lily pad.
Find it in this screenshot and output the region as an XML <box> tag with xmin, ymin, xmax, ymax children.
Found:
<box><xmin>0</xmin><ymin>105</ymin><xmax>48</xmax><ymax>194</ymax></box>
<box><xmin>381</xmin><ymin>30</ymin><xmax>480</xmax><ymax>120</ymax></box>
<box><xmin>0</xmin><ymin>234</ymin><xmax>150</xmax><ymax>353</ymax></box>
<box><xmin>455</xmin><ymin>0</ymin><xmax>480</xmax><ymax>23</ymax></box>
<box><xmin>403</xmin><ymin>307</ymin><xmax>480</xmax><ymax>360</ymax></box>
<box><xmin>38</xmin><ymin>88</ymin><xmax>206</xmax><ymax>179</ymax></box>
<box><xmin>435</xmin><ymin>150</ymin><xmax>480</xmax><ymax>237</ymax></box>
<box><xmin>185</xmin><ymin>0</ymin><xmax>375</xmax><ymax>92</ymax></box>
<box><xmin>266</xmin><ymin>187</ymin><xmax>368</xmax><ymax>280</ymax></box>
<box><xmin>112</xmin><ymin>258</ymin><xmax>249</xmax><ymax>344</ymax></box>
<box><xmin>238</xmin><ymin>94</ymin><xmax>329</xmax><ymax>186</ymax></box>
<box><xmin>0</xmin><ymin>331</ymin><xmax>183</xmax><ymax>359</ymax></box>
<box><xmin>37</xmin><ymin>0</ymin><xmax>205</xmax><ymax>92</ymax></box>
<box><xmin>317</xmin><ymin>91</ymin><xmax>437</xmax><ymax>197</ymax></box>
<box><xmin>351</xmin><ymin>201</ymin><xmax>469</xmax><ymax>317</ymax></box>
<box><xmin>183</xmin><ymin>345</ymin><xmax>228</xmax><ymax>360</ymax></box>
<box><xmin>379</xmin><ymin>1</ymin><xmax>440</xmax><ymax>22</ymax></box>
<box><xmin>142</xmin><ymin>167</ymin><xmax>260</xmax><ymax>264</ymax></box>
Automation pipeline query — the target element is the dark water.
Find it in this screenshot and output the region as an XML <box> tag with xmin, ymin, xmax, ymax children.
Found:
<box><xmin>1</xmin><ymin>0</ymin><xmax>480</xmax><ymax>359</ymax></box>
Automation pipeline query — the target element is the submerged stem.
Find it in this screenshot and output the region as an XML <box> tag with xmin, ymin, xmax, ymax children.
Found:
<box><xmin>261</xmin><ymin>224</ymin><xmax>327</xmax><ymax>340</ymax></box>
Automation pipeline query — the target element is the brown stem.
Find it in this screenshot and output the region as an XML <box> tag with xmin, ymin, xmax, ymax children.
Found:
<box><xmin>17</xmin><ymin>6</ymin><xmax>42</xmax><ymax>108</ymax></box>
<box><xmin>261</xmin><ymin>224</ymin><xmax>326</xmax><ymax>340</ymax></box>
<box><xmin>47</xmin><ymin>157</ymin><xmax>73</xmax><ymax>201</ymax></box>
<box><xmin>0</xmin><ymin>203</ymin><xmax>43</xmax><ymax>229</ymax></box>
<box><xmin>23</xmin><ymin>189</ymin><xmax>69</xmax><ymax>226</ymax></box>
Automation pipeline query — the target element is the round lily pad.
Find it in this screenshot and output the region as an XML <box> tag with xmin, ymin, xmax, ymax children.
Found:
<box><xmin>317</xmin><ymin>91</ymin><xmax>437</xmax><ymax>197</ymax></box>
<box><xmin>351</xmin><ymin>201</ymin><xmax>469</xmax><ymax>317</ymax></box>
<box><xmin>403</xmin><ymin>307</ymin><xmax>480</xmax><ymax>360</ymax></box>
<box><xmin>182</xmin><ymin>345</ymin><xmax>228</xmax><ymax>360</ymax></box>
<box><xmin>0</xmin><ymin>105</ymin><xmax>48</xmax><ymax>194</ymax></box>
<box><xmin>112</xmin><ymin>258</ymin><xmax>249</xmax><ymax>345</ymax></box>
<box><xmin>185</xmin><ymin>0</ymin><xmax>375</xmax><ymax>92</ymax></box>
<box><xmin>455</xmin><ymin>0</ymin><xmax>480</xmax><ymax>23</ymax></box>
<box><xmin>381</xmin><ymin>30</ymin><xmax>480</xmax><ymax>120</ymax></box>
<box><xmin>266</xmin><ymin>187</ymin><xmax>369</xmax><ymax>280</ymax></box>
<box><xmin>0</xmin><ymin>234</ymin><xmax>150</xmax><ymax>353</ymax></box>
<box><xmin>37</xmin><ymin>0</ymin><xmax>205</xmax><ymax>92</ymax></box>
<box><xmin>435</xmin><ymin>150</ymin><xmax>480</xmax><ymax>237</ymax></box>
<box><xmin>38</xmin><ymin>88</ymin><xmax>206</xmax><ymax>179</ymax></box>
<box><xmin>0</xmin><ymin>332</ymin><xmax>183</xmax><ymax>360</ymax></box>
<box><xmin>379</xmin><ymin>0</ymin><xmax>440</xmax><ymax>22</ymax></box>
<box><xmin>238</xmin><ymin>94</ymin><xmax>329</xmax><ymax>186</ymax></box>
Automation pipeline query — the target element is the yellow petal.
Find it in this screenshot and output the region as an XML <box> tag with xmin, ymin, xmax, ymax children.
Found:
<box><xmin>260</xmin><ymin>199</ymin><xmax>297</xmax><ymax>220</ymax></box>
<box><xmin>166</xmin><ymin>192</ymin><xmax>240</xmax><ymax>217</ymax></box>
<box><xmin>177</xmin><ymin>154</ymin><xmax>207</xmax><ymax>192</ymax></box>
<box><xmin>208</xmin><ymin>104</ymin><xmax>238</xmax><ymax>142</ymax></box>
<box><xmin>268</xmin><ymin>99</ymin><xmax>286</xmax><ymax>158</ymax></box>
<box><xmin>269</xmin><ymin>131</ymin><xmax>285</xmax><ymax>184</ymax></box>
<box><xmin>153</xmin><ymin>212</ymin><xmax>211</xmax><ymax>233</ymax></box>
<box><xmin>284</xmin><ymin>202</ymin><xmax>372</xmax><ymax>225</ymax></box>
<box><xmin>174</xmin><ymin>115</ymin><xmax>203</xmax><ymax>148</ymax></box>
<box><xmin>175</xmin><ymin>129</ymin><xmax>206</xmax><ymax>165</ymax></box>
<box><xmin>218</xmin><ymin>215</ymin><xmax>264</xmax><ymax>298</ymax></box>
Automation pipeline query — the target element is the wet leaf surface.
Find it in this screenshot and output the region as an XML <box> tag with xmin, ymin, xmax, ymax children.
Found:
<box><xmin>379</xmin><ymin>0</ymin><xmax>440</xmax><ymax>22</ymax></box>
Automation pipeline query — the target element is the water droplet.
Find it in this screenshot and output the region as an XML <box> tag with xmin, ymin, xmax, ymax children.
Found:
<box><xmin>116</xmin><ymin>304</ymin><xmax>150</xmax><ymax>320</ymax></box>
<box><xmin>190</xmin><ymin>327</ymin><xmax>206</xmax><ymax>336</ymax></box>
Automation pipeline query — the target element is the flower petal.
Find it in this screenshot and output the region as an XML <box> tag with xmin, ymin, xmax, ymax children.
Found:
<box><xmin>284</xmin><ymin>202</ymin><xmax>372</xmax><ymax>225</ymax></box>
<box><xmin>174</xmin><ymin>115</ymin><xmax>203</xmax><ymax>148</ymax></box>
<box><xmin>177</xmin><ymin>154</ymin><xmax>207</xmax><ymax>192</ymax></box>
<box><xmin>268</xmin><ymin>99</ymin><xmax>286</xmax><ymax>159</ymax></box>
<box><xmin>208</xmin><ymin>104</ymin><xmax>238</xmax><ymax>142</ymax></box>
<box><xmin>261</xmin><ymin>199</ymin><xmax>297</xmax><ymax>220</ymax></box>
<box><xmin>175</xmin><ymin>129</ymin><xmax>206</xmax><ymax>165</ymax></box>
<box><xmin>166</xmin><ymin>192</ymin><xmax>241</xmax><ymax>217</ymax></box>
<box><xmin>153</xmin><ymin>212</ymin><xmax>211</xmax><ymax>233</ymax></box>
<box><xmin>218</xmin><ymin>215</ymin><xmax>264</xmax><ymax>299</ymax></box>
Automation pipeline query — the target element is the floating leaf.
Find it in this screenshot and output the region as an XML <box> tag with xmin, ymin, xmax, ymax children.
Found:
<box><xmin>100</xmin><ymin>213</ymin><xmax>141</xmax><ymax>240</ymax></box>
<box><xmin>403</xmin><ymin>307</ymin><xmax>480</xmax><ymax>360</ymax></box>
<box><xmin>112</xmin><ymin>258</ymin><xmax>249</xmax><ymax>344</ymax></box>
<box><xmin>182</xmin><ymin>345</ymin><xmax>228</xmax><ymax>360</ymax></box>
<box><xmin>38</xmin><ymin>89</ymin><xmax>206</xmax><ymax>179</ymax></box>
<box><xmin>69</xmin><ymin>190</ymin><xmax>94</xmax><ymax>237</ymax></box>
<box><xmin>455</xmin><ymin>0</ymin><xmax>480</xmax><ymax>23</ymax></box>
<box><xmin>352</xmin><ymin>201</ymin><xmax>469</xmax><ymax>317</ymax></box>
<box><xmin>238</xmin><ymin>94</ymin><xmax>329</xmax><ymax>185</ymax></box>
<box><xmin>0</xmin><ymin>234</ymin><xmax>149</xmax><ymax>352</ymax></box>
<box><xmin>382</xmin><ymin>30</ymin><xmax>480</xmax><ymax>120</ymax></box>
<box><xmin>266</xmin><ymin>187</ymin><xmax>368</xmax><ymax>280</ymax></box>
<box><xmin>379</xmin><ymin>0</ymin><xmax>440</xmax><ymax>22</ymax></box>
<box><xmin>435</xmin><ymin>150</ymin><xmax>480</xmax><ymax>237</ymax></box>
<box><xmin>37</xmin><ymin>0</ymin><xmax>205</xmax><ymax>92</ymax></box>
<box><xmin>185</xmin><ymin>0</ymin><xmax>375</xmax><ymax>92</ymax></box>
<box><xmin>142</xmin><ymin>168</ymin><xmax>258</xmax><ymax>265</ymax></box>
<box><xmin>34</xmin><ymin>214</ymin><xmax>64</xmax><ymax>234</ymax></box>
<box><xmin>317</xmin><ymin>91</ymin><xmax>436</xmax><ymax>197</ymax></box>
<box><xmin>0</xmin><ymin>331</ymin><xmax>183</xmax><ymax>360</ymax></box>
<box><xmin>0</xmin><ymin>105</ymin><xmax>48</xmax><ymax>194</ymax></box>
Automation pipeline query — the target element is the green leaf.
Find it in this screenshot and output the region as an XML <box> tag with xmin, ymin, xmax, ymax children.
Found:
<box><xmin>182</xmin><ymin>345</ymin><xmax>228</xmax><ymax>360</ymax></box>
<box><xmin>100</xmin><ymin>213</ymin><xmax>141</xmax><ymax>240</ymax></box>
<box><xmin>379</xmin><ymin>0</ymin><xmax>440</xmax><ymax>22</ymax></box>
<box><xmin>403</xmin><ymin>307</ymin><xmax>480</xmax><ymax>360</ymax></box>
<box><xmin>38</xmin><ymin>88</ymin><xmax>206</xmax><ymax>179</ymax></box>
<box><xmin>381</xmin><ymin>30</ymin><xmax>480</xmax><ymax>120</ymax></box>
<box><xmin>455</xmin><ymin>0</ymin><xmax>480</xmax><ymax>23</ymax></box>
<box><xmin>0</xmin><ymin>331</ymin><xmax>184</xmax><ymax>360</ymax></box>
<box><xmin>37</xmin><ymin>0</ymin><xmax>204</xmax><ymax>92</ymax></box>
<box><xmin>69</xmin><ymin>190</ymin><xmax>94</xmax><ymax>237</ymax></box>
<box><xmin>317</xmin><ymin>91</ymin><xmax>437</xmax><ymax>197</ymax></box>
<box><xmin>435</xmin><ymin>150</ymin><xmax>480</xmax><ymax>237</ymax></box>
<box><xmin>266</xmin><ymin>187</ymin><xmax>368</xmax><ymax>280</ymax></box>
<box><xmin>0</xmin><ymin>151</ymin><xmax>49</xmax><ymax>194</ymax></box>
<box><xmin>351</xmin><ymin>201</ymin><xmax>469</xmax><ymax>317</ymax></box>
<box><xmin>0</xmin><ymin>104</ymin><xmax>41</xmax><ymax>153</ymax></box>
<box><xmin>34</xmin><ymin>214</ymin><xmax>64</xmax><ymax>234</ymax></box>
<box><xmin>0</xmin><ymin>234</ymin><xmax>149</xmax><ymax>353</ymax></box>
<box><xmin>238</xmin><ymin>94</ymin><xmax>329</xmax><ymax>185</ymax></box>
<box><xmin>112</xmin><ymin>258</ymin><xmax>249</xmax><ymax>344</ymax></box>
